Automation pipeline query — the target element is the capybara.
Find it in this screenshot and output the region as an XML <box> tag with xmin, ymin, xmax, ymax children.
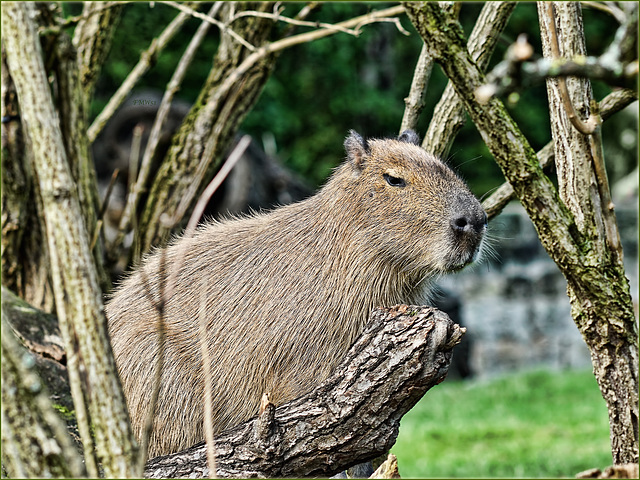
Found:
<box><xmin>106</xmin><ymin>130</ymin><xmax>487</xmax><ymax>458</ymax></box>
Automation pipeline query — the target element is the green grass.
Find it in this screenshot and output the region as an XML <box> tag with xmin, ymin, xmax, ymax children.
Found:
<box><xmin>391</xmin><ymin>368</ymin><xmax>612</xmax><ymax>478</ymax></box>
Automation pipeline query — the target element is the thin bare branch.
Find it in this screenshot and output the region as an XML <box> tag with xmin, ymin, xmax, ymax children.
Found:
<box><xmin>99</xmin><ymin>168</ymin><xmax>120</xmax><ymax>221</ymax></box>
<box><xmin>400</xmin><ymin>43</ymin><xmax>433</xmax><ymax>134</ymax></box>
<box><xmin>581</xmin><ymin>1</ymin><xmax>626</xmax><ymax>23</ymax></box>
<box><xmin>161</xmin><ymin>135</ymin><xmax>252</xmax><ymax>233</ymax></box>
<box><xmin>58</xmin><ymin>1</ymin><xmax>126</xmax><ymax>29</ymax></box>
<box><xmin>199</xmin><ymin>279</ymin><xmax>217</xmax><ymax>479</ymax></box>
<box><xmin>113</xmin><ymin>3</ymin><xmax>221</xmax><ymax>256</ymax></box>
<box><xmin>87</xmin><ymin>5</ymin><xmax>193</xmax><ymax>142</ymax></box>
<box><xmin>107</xmin><ymin>124</ymin><xmax>145</xmax><ymax>263</ymax></box>
<box><xmin>231</xmin><ymin>8</ymin><xmax>359</xmax><ymax>36</ymax></box>
<box><xmin>162</xmin><ymin>1</ymin><xmax>256</xmax><ymax>51</ymax></box>
<box><xmin>399</xmin><ymin>3</ymin><xmax>462</xmax><ymax>134</ymax></box>
<box><xmin>203</xmin><ymin>4</ymin><xmax>406</xmax><ymax>133</ymax></box>
<box><xmin>136</xmin><ymin>247</ymin><xmax>168</xmax><ymax>474</ymax></box>
<box><xmin>282</xmin><ymin>2</ymin><xmax>321</xmax><ymax>37</ymax></box>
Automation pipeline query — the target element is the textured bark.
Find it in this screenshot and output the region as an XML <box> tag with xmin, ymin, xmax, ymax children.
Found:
<box><xmin>404</xmin><ymin>1</ymin><xmax>638</xmax><ymax>465</ymax></box>
<box><xmin>144</xmin><ymin>306</ymin><xmax>464</xmax><ymax>479</ymax></box>
<box><xmin>1</xmin><ymin>42</ymin><xmax>28</xmax><ymax>295</ymax></box>
<box><xmin>538</xmin><ymin>2</ymin><xmax>638</xmax><ymax>465</ymax></box>
<box><xmin>1</xmin><ymin>315</ymin><xmax>86</xmax><ymax>479</ymax></box>
<box><xmin>482</xmin><ymin>88</ymin><xmax>638</xmax><ymax>220</ymax></box>
<box><xmin>1</xmin><ymin>3</ymin><xmax>139</xmax><ymax>476</ymax></box>
<box><xmin>1</xmin><ymin>41</ymin><xmax>55</xmax><ymax>312</ymax></box>
<box><xmin>422</xmin><ymin>1</ymin><xmax>516</xmax><ymax>158</ymax></box>
<box><xmin>53</xmin><ymin>28</ymin><xmax>111</xmax><ymax>293</ymax></box>
<box><xmin>135</xmin><ymin>2</ymin><xmax>278</xmax><ymax>258</ymax></box>
<box><xmin>1</xmin><ymin>286</ymin><xmax>73</xmax><ymax>412</ymax></box>
<box><xmin>72</xmin><ymin>2</ymin><xmax>124</xmax><ymax>107</ymax></box>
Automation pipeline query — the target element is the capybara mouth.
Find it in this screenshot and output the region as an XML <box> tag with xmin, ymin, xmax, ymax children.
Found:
<box><xmin>443</xmin><ymin>237</ymin><xmax>485</xmax><ymax>272</ymax></box>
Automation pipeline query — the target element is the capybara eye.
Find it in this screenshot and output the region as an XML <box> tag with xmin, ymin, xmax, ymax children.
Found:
<box><xmin>383</xmin><ymin>173</ymin><xmax>406</xmax><ymax>187</ymax></box>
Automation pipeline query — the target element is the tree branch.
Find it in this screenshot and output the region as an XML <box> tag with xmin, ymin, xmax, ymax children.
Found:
<box><xmin>144</xmin><ymin>305</ymin><xmax>464</xmax><ymax>479</ymax></box>
<box><xmin>422</xmin><ymin>1</ymin><xmax>516</xmax><ymax>158</ymax></box>
<box><xmin>162</xmin><ymin>1</ymin><xmax>257</xmax><ymax>52</ymax></box>
<box><xmin>482</xmin><ymin>87</ymin><xmax>638</xmax><ymax>220</ymax></box>
<box><xmin>87</xmin><ymin>3</ymin><xmax>195</xmax><ymax>142</ymax></box>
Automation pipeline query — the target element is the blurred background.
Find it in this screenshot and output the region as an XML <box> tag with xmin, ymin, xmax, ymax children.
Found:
<box><xmin>63</xmin><ymin>2</ymin><xmax>638</xmax><ymax>477</ymax></box>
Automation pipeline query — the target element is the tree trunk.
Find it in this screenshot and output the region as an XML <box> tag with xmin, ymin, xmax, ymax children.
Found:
<box><xmin>144</xmin><ymin>305</ymin><xmax>464</xmax><ymax>478</ymax></box>
<box><xmin>1</xmin><ymin>314</ymin><xmax>85</xmax><ymax>479</ymax></box>
<box><xmin>1</xmin><ymin>1</ymin><xmax>121</xmax><ymax>305</ymax></box>
<box><xmin>1</xmin><ymin>3</ymin><xmax>138</xmax><ymax>476</ymax></box>
<box><xmin>72</xmin><ymin>2</ymin><xmax>124</xmax><ymax>108</ymax></box>
<box><xmin>134</xmin><ymin>2</ymin><xmax>278</xmax><ymax>258</ymax></box>
<box><xmin>537</xmin><ymin>1</ymin><xmax>638</xmax><ymax>465</ymax></box>
<box><xmin>403</xmin><ymin>0</ymin><xmax>638</xmax><ymax>465</ymax></box>
<box><xmin>1</xmin><ymin>41</ymin><xmax>55</xmax><ymax>312</ymax></box>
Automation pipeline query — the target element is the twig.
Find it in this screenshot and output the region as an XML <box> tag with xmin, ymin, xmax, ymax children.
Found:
<box><xmin>115</xmin><ymin>2</ymin><xmax>221</xmax><ymax>251</ymax></box>
<box><xmin>108</xmin><ymin>125</ymin><xmax>145</xmax><ymax>263</ymax></box>
<box><xmin>282</xmin><ymin>2</ymin><xmax>321</xmax><ymax>37</ymax></box>
<box><xmin>203</xmin><ymin>4</ymin><xmax>406</xmax><ymax>129</ymax></box>
<box><xmin>99</xmin><ymin>168</ymin><xmax>120</xmax><ymax>221</ymax></box>
<box><xmin>136</xmin><ymin>247</ymin><xmax>168</xmax><ymax>475</ymax></box>
<box><xmin>90</xmin><ymin>168</ymin><xmax>120</xmax><ymax>251</ymax></box>
<box><xmin>161</xmin><ymin>1</ymin><xmax>256</xmax><ymax>51</ymax></box>
<box><xmin>161</xmin><ymin>135</ymin><xmax>252</xmax><ymax>233</ymax></box>
<box><xmin>353</xmin><ymin>15</ymin><xmax>410</xmax><ymax>36</ymax></box>
<box><xmin>199</xmin><ymin>278</ymin><xmax>217</xmax><ymax>479</ymax></box>
<box><xmin>231</xmin><ymin>8</ymin><xmax>360</xmax><ymax>36</ymax></box>
<box><xmin>546</xmin><ymin>2</ymin><xmax>599</xmax><ymax>135</ymax></box>
<box><xmin>57</xmin><ymin>1</ymin><xmax>126</xmax><ymax>29</ymax></box>
<box><xmin>581</xmin><ymin>1</ymin><xmax>626</xmax><ymax>23</ymax></box>
<box><xmin>87</xmin><ymin>5</ymin><xmax>193</xmax><ymax>142</ymax></box>
<box><xmin>128</xmin><ymin>124</ymin><xmax>144</xmax><ymax>197</ymax></box>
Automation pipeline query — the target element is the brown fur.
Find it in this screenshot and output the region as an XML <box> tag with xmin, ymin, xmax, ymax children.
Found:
<box><xmin>106</xmin><ymin>130</ymin><xmax>486</xmax><ymax>458</ymax></box>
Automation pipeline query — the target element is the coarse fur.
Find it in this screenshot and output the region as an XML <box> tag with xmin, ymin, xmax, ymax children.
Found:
<box><xmin>106</xmin><ymin>130</ymin><xmax>487</xmax><ymax>458</ymax></box>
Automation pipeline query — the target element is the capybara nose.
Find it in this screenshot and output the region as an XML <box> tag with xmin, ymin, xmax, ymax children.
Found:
<box><xmin>450</xmin><ymin>210</ymin><xmax>487</xmax><ymax>235</ymax></box>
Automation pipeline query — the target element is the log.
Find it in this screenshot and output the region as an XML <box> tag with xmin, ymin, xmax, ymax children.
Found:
<box><xmin>145</xmin><ymin>305</ymin><xmax>465</xmax><ymax>478</ymax></box>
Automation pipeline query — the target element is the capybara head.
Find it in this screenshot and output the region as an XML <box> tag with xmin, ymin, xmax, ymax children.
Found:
<box><xmin>334</xmin><ymin>130</ymin><xmax>486</xmax><ymax>276</ymax></box>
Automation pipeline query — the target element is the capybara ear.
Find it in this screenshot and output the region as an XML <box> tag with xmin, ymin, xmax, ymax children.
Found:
<box><xmin>398</xmin><ymin>129</ymin><xmax>420</xmax><ymax>145</ymax></box>
<box><xmin>345</xmin><ymin>130</ymin><xmax>369</xmax><ymax>171</ymax></box>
